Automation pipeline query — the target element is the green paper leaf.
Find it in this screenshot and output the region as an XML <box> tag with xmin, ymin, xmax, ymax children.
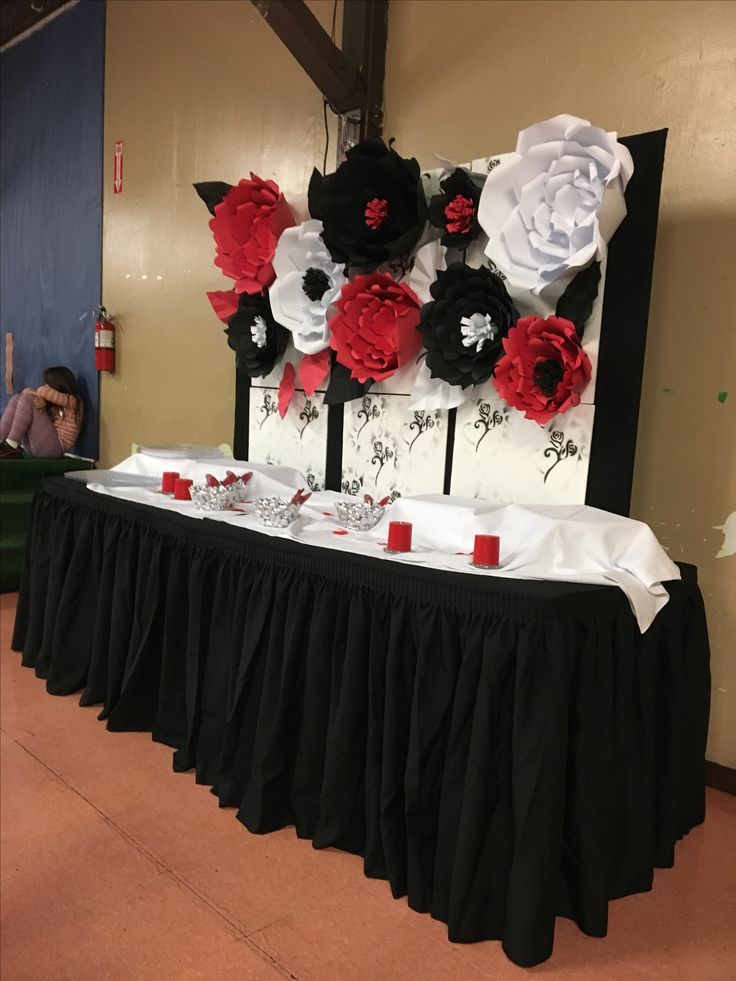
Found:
<box><xmin>717</xmin><ymin>390</ymin><xmax>728</xmax><ymax>404</ymax></box>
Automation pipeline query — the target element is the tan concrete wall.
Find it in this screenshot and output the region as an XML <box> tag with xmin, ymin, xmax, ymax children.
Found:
<box><xmin>100</xmin><ymin>0</ymin><xmax>338</xmax><ymax>466</ymax></box>
<box><xmin>384</xmin><ymin>0</ymin><xmax>736</xmax><ymax>766</ymax></box>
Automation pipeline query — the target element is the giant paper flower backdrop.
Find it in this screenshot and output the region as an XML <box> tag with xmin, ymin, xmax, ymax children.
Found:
<box><xmin>478</xmin><ymin>114</ymin><xmax>634</xmax><ymax>293</ymax></box>
<box><xmin>418</xmin><ymin>262</ymin><xmax>518</xmax><ymax>389</ymax></box>
<box><xmin>210</xmin><ymin>174</ymin><xmax>295</xmax><ymax>295</ymax></box>
<box><xmin>329</xmin><ymin>272</ymin><xmax>422</xmax><ymax>384</ymax></box>
<box><xmin>225</xmin><ymin>293</ymin><xmax>289</xmax><ymax>377</ymax></box>
<box><xmin>268</xmin><ymin>219</ymin><xmax>346</xmax><ymax>355</ymax></box>
<box><xmin>308</xmin><ymin>137</ymin><xmax>427</xmax><ymax>270</ymax></box>
<box><xmin>428</xmin><ymin>168</ymin><xmax>485</xmax><ymax>250</ymax></box>
<box><xmin>493</xmin><ymin>315</ymin><xmax>592</xmax><ymax>423</ymax></box>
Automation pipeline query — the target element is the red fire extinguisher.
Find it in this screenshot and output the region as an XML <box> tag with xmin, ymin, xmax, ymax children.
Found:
<box><xmin>95</xmin><ymin>306</ymin><xmax>115</xmax><ymax>372</ymax></box>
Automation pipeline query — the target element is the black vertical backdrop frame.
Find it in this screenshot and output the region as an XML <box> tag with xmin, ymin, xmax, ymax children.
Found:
<box><xmin>233</xmin><ymin>370</ymin><xmax>250</xmax><ymax>460</ymax></box>
<box><xmin>585</xmin><ymin>130</ymin><xmax>668</xmax><ymax>515</ymax></box>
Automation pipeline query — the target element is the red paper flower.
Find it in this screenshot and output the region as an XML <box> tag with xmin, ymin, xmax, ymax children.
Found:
<box><xmin>444</xmin><ymin>194</ymin><xmax>475</xmax><ymax>235</ymax></box>
<box><xmin>492</xmin><ymin>315</ymin><xmax>592</xmax><ymax>424</ymax></box>
<box><xmin>209</xmin><ymin>174</ymin><xmax>295</xmax><ymax>295</ymax></box>
<box><xmin>329</xmin><ymin>273</ymin><xmax>422</xmax><ymax>384</ymax></box>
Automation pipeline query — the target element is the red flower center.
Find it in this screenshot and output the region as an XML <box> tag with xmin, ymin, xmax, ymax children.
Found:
<box><xmin>365</xmin><ymin>197</ymin><xmax>388</xmax><ymax>230</ymax></box>
<box><xmin>444</xmin><ymin>194</ymin><xmax>475</xmax><ymax>235</ymax></box>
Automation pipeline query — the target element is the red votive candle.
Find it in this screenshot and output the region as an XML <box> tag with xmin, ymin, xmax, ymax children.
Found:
<box><xmin>161</xmin><ymin>471</ymin><xmax>179</xmax><ymax>494</ymax></box>
<box><xmin>386</xmin><ymin>521</ymin><xmax>412</xmax><ymax>553</ymax></box>
<box><xmin>173</xmin><ymin>478</ymin><xmax>193</xmax><ymax>501</ymax></box>
<box><xmin>473</xmin><ymin>534</ymin><xmax>500</xmax><ymax>568</ymax></box>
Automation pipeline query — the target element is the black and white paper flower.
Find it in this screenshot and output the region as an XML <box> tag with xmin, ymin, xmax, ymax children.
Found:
<box><xmin>225</xmin><ymin>292</ymin><xmax>289</xmax><ymax>377</ymax></box>
<box><xmin>268</xmin><ymin>219</ymin><xmax>346</xmax><ymax>354</ymax></box>
<box><xmin>417</xmin><ymin>262</ymin><xmax>518</xmax><ymax>389</ymax></box>
<box><xmin>308</xmin><ymin>137</ymin><xmax>427</xmax><ymax>271</ymax></box>
<box><xmin>478</xmin><ymin>114</ymin><xmax>634</xmax><ymax>293</ymax></box>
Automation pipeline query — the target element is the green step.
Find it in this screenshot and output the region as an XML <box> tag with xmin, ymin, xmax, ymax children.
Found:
<box><xmin>0</xmin><ymin>454</ymin><xmax>94</xmax><ymax>493</ymax></box>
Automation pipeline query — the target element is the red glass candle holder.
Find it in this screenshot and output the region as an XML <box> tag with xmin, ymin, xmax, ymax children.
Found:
<box><xmin>386</xmin><ymin>521</ymin><xmax>412</xmax><ymax>553</ymax></box>
<box><xmin>174</xmin><ymin>478</ymin><xmax>193</xmax><ymax>501</ymax></box>
<box><xmin>472</xmin><ymin>534</ymin><xmax>500</xmax><ymax>569</ymax></box>
<box><xmin>161</xmin><ymin>471</ymin><xmax>179</xmax><ymax>494</ymax></box>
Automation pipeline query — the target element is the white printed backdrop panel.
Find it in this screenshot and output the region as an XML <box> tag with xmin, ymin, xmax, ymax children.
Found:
<box><xmin>248</xmin><ymin>385</ymin><xmax>328</xmax><ymax>492</ymax></box>
<box><xmin>450</xmin><ymin>398</ymin><xmax>594</xmax><ymax>505</ymax></box>
<box><xmin>341</xmin><ymin>393</ymin><xmax>447</xmax><ymax>499</ymax></box>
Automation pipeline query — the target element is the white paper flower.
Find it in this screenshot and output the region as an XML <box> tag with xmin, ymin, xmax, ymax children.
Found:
<box><xmin>478</xmin><ymin>114</ymin><xmax>634</xmax><ymax>294</ymax></box>
<box><xmin>269</xmin><ymin>219</ymin><xmax>346</xmax><ymax>354</ymax></box>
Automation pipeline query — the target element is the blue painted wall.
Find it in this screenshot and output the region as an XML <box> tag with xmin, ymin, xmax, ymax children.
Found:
<box><xmin>1</xmin><ymin>1</ymin><xmax>105</xmax><ymax>459</ymax></box>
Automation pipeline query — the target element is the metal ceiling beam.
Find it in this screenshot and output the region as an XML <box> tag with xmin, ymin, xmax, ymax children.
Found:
<box><xmin>251</xmin><ymin>0</ymin><xmax>364</xmax><ymax>115</ymax></box>
<box><xmin>341</xmin><ymin>0</ymin><xmax>388</xmax><ymax>139</ymax></box>
<box><xmin>250</xmin><ymin>0</ymin><xmax>388</xmax><ymax>138</ymax></box>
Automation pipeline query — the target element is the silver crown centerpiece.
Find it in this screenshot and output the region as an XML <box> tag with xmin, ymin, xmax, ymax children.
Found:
<box><xmin>335</xmin><ymin>493</ymin><xmax>390</xmax><ymax>531</ymax></box>
<box><xmin>254</xmin><ymin>488</ymin><xmax>312</xmax><ymax>528</ymax></box>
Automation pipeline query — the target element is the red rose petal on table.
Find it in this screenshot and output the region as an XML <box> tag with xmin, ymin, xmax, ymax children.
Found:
<box><xmin>277</xmin><ymin>362</ymin><xmax>296</xmax><ymax>418</ymax></box>
<box><xmin>300</xmin><ymin>349</ymin><xmax>331</xmax><ymax>396</ymax></box>
<box><xmin>333</xmin><ymin>529</ymin><xmax>349</xmax><ymax>535</ymax></box>
<box><xmin>322</xmin><ymin>512</ymin><xmax>334</xmax><ymax>517</ymax></box>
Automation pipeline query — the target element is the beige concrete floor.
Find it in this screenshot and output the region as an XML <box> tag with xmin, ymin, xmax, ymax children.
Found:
<box><xmin>1</xmin><ymin>592</ymin><xmax>735</xmax><ymax>980</ymax></box>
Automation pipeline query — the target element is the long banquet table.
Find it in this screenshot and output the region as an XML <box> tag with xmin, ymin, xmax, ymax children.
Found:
<box><xmin>12</xmin><ymin>477</ymin><xmax>711</xmax><ymax>967</ymax></box>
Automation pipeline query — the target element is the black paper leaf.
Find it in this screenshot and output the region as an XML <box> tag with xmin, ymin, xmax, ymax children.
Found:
<box><xmin>324</xmin><ymin>355</ymin><xmax>373</xmax><ymax>405</ymax></box>
<box><xmin>555</xmin><ymin>261</ymin><xmax>601</xmax><ymax>340</ymax></box>
<box><xmin>193</xmin><ymin>181</ymin><xmax>233</xmax><ymax>216</ymax></box>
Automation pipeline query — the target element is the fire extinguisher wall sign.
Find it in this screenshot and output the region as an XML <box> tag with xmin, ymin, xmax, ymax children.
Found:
<box><xmin>95</xmin><ymin>307</ymin><xmax>115</xmax><ymax>372</ymax></box>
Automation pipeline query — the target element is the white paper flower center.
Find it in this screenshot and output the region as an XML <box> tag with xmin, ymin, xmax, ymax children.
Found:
<box><xmin>250</xmin><ymin>315</ymin><xmax>268</xmax><ymax>348</ymax></box>
<box><xmin>460</xmin><ymin>313</ymin><xmax>498</xmax><ymax>353</ymax></box>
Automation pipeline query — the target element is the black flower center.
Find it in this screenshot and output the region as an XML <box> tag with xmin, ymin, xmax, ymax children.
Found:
<box><xmin>533</xmin><ymin>358</ymin><xmax>564</xmax><ymax>397</ymax></box>
<box><xmin>302</xmin><ymin>267</ymin><xmax>331</xmax><ymax>301</ymax></box>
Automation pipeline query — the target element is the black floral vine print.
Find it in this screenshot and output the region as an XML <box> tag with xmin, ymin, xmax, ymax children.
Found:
<box><xmin>485</xmin><ymin>257</ymin><xmax>507</xmax><ymax>281</ymax></box>
<box><xmin>387</xmin><ymin>253</ymin><xmax>415</xmax><ymax>279</ymax></box>
<box><xmin>306</xmin><ymin>472</ymin><xmax>322</xmax><ymax>492</ymax></box>
<box><xmin>474</xmin><ymin>401</ymin><xmax>504</xmax><ymax>452</ymax></box>
<box><xmin>341</xmin><ymin>476</ymin><xmax>365</xmax><ymax>496</ymax></box>
<box><xmin>356</xmin><ymin>395</ymin><xmax>380</xmax><ymax>438</ymax></box>
<box><xmin>258</xmin><ymin>392</ymin><xmax>277</xmax><ymax>429</ymax></box>
<box><xmin>543</xmin><ymin>429</ymin><xmax>579</xmax><ymax>483</ymax></box>
<box><xmin>406</xmin><ymin>410</ymin><xmax>435</xmax><ymax>452</ymax></box>
<box><xmin>371</xmin><ymin>439</ymin><xmax>394</xmax><ymax>480</ymax></box>
<box><xmin>486</xmin><ymin>157</ymin><xmax>501</xmax><ymax>172</ymax></box>
<box><xmin>298</xmin><ymin>399</ymin><xmax>319</xmax><ymax>439</ymax></box>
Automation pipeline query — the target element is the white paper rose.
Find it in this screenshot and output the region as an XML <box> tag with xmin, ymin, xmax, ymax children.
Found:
<box><xmin>478</xmin><ymin>114</ymin><xmax>634</xmax><ymax>294</ymax></box>
<box><xmin>268</xmin><ymin>219</ymin><xmax>346</xmax><ymax>354</ymax></box>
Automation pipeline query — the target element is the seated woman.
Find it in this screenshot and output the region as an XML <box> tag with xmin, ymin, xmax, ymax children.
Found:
<box><xmin>0</xmin><ymin>366</ymin><xmax>83</xmax><ymax>460</ymax></box>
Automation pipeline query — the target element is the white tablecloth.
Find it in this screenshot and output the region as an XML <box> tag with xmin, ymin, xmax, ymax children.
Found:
<box><xmin>82</xmin><ymin>449</ymin><xmax>681</xmax><ymax>632</ymax></box>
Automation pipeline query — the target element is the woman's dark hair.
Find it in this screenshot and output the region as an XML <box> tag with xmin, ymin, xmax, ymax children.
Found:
<box><xmin>43</xmin><ymin>366</ymin><xmax>82</xmax><ymax>421</ymax></box>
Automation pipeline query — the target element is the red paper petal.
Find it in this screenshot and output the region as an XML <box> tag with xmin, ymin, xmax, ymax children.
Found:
<box><xmin>278</xmin><ymin>362</ymin><xmax>297</xmax><ymax>419</ymax></box>
<box><xmin>206</xmin><ymin>290</ymin><xmax>239</xmax><ymax>324</ymax></box>
<box><xmin>300</xmin><ymin>349</ymin><xmax>331</xmax><ymax>396</ymax></box>
<box><xmin>333</xmin><ymin>530</ymin><xmax>349</xmax><ymax>536</ymax></box>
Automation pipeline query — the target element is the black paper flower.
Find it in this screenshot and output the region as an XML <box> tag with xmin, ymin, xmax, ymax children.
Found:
<box><xmin>417</xmin><ymin>262</ymin><xmax>519</xmax><ymax>388</ymax></box>
<box><xmin>225</xmin><ymin>293</ymin><xmax>289</xmax><ymax>377</ymax></box>
<box><xmin>308</xmin><ymin>137</ymin><xmax>427</xmax><ymax>271</ymax></box>
<box><xmin>427</xmin><ymin>168</ymin><xmax>485</xmax><ymax>249</ymax></box>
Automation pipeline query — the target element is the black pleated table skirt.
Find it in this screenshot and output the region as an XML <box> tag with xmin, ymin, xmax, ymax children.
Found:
<box><xmin>12</xmin><ymin>478</ymin><xmax>710</xmax><ymax>967</ymax></box>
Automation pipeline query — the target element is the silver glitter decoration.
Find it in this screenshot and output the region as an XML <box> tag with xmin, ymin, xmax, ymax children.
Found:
<box><xmin>335</xmin><ymin>500</ymin><xmax>386</xmax><ymax>531</ymax></box>
<box><xmin>190</xmin><ymin>484</ymin><xmax>237</xmax><ymax>511</ymax></box>
<box><xmin>254</xmin><ymin>496</ymin><xmax>300</xmax><ymax>527</ymax></box>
